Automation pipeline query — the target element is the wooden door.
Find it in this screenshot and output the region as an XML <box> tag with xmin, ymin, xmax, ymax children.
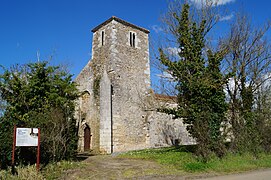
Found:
<box><xmin>84</xmin><ymin>126</ymin><xmax>91</xmax><ymax>151</ymax></box>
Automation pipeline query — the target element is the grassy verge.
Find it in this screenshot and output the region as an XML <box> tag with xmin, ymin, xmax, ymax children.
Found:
<box><xmin>118</xmin><ymin>146</ymin><xmax>271</xmax><ymax>174</ymax></box>
<box><xmin>42</xmin><ymin>160</ymin><xmax>87</xmax><ymax>179</ymax></box>
<box><xmin>0</xmin><ymin>165</ymin><xmax>44</xmax><ymax>180</ymax></box>
<box><xmin>0</xmin><ymin>160</ymin><xmax>86</xmax><ymax>180</ymax></box>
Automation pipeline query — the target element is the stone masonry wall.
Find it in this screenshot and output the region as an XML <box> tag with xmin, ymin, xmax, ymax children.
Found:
<box><xmin>75</xmin><ymin>61</ymin><xmax>100</xmax><ymax>153</ymax></box>
<box><xmin>147</xmin><ymin>111</ymin><xmax>196</xmax><ymax>147</ymax></box>
<box><xmin>108</xmin><ymin>20</ymin><xmax>151</xmax><ymax>152</ymax></box>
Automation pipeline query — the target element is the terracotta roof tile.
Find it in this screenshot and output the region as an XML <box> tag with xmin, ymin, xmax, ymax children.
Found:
<box><xmin>155</xmin><ymin>94</ymin><xmax>177</xmax><ymax>102</ymax></box>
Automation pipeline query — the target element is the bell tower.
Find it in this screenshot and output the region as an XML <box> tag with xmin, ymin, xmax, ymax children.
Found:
<box><xmin>76</xmin><ymin>16</ymin><xmax>151</xmax><ymax>153</ymax></box>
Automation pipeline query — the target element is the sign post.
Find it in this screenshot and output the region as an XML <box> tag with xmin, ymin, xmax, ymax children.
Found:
<box><xmin>12</xmin><ymin>126</ymin><xmax>40</xmax><ymax>173</ymax></box>
<box><xmin>12</xmin><ymin>126</ymin><xmax>16</xmax><ymax>175</ymax></box>
<box><xmin>37</xmin><ymin>128</ymin><xmax>40</xmax><ymax>171</ymax></box>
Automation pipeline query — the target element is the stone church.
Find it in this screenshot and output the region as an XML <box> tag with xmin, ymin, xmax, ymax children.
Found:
<box><xmin>75</xmin><ymin>16</ymin><xmax>194</xmax><ymax>154</ymax></box>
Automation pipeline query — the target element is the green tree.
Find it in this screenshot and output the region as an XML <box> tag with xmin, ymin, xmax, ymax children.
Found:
<box><xmin>0</xmin><ymin>61</ymin><xmax>78</xmax><ymax>168</ymax></box>
<box><xmin>159</xmin><ymin>4</ymin><xmax>228</xmax><ymax>160</ymax></box>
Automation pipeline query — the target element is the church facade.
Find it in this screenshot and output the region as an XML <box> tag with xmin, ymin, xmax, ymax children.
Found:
<box><xmin>75</xmin><ymin>16</ymin><xmax>194</xmax><ymax>154</ymax></box>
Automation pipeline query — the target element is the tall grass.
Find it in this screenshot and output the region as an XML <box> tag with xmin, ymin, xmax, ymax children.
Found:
<box><xmin>0</xmin><ymin>165</ymin><xmax>44</xmax><ymax>180</ymax></box>
<box><xmin>0</xmin><ymin>160</ymin><xmax>85</xmax><ymax>180</ymax></box>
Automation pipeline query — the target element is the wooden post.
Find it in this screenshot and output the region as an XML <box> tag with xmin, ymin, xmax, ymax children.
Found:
<box><xmin>36</xmin><ymin>128</ymin><xmax>40</xmax><ymax>172</ymax></box>
<box><xmin>12</xmin><ymin>125</ymin><xmax>16</xmax><ymax>175</ymax></box>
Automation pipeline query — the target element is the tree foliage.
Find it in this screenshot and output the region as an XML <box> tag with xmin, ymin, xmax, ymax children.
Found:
<box><xmin>159</xmin><ymin>4</ymin><xmax>228</xmax><ymax>160</ymax></box>
<box><xmin>0</xmin><ymin>61</ymin><xmax>78</xmax><ymax>169</ymax></box>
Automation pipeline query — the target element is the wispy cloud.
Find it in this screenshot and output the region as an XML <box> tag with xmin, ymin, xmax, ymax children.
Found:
<box><xmin>189</xmin><ymin>0</ymin><xmax>235</xmax><ymax>8</ymax></box>
<box><xmin>151</xmin><ymin>25</ymin><xmax>163</xmax><ymax>33</ymax></box>
<box><xmin>219</xmin><ymin>13</ymin><xmax>234</xmax><ymax>21</ymax></box>
<box><xmin>167</xmin><ymin>47</ymin><xmax>181</xmax><ymax>56</ymax></box>
<box><xmin>156</xmin><ymin>71</ymin><xmax>174</xmax><ymax>80</ymax></box>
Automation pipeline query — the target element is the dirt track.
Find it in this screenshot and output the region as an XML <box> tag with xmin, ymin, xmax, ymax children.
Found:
<box><xmin>60</xmin><ymin>155</ymin><xmax>186</xmax><ymax>179</ymax></box>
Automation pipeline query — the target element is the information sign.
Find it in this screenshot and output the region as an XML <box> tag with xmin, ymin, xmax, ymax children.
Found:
<box><xmin>15</xmin><ymin>128</ymin><xmax>39</xmax><ymax>146</ymax></box>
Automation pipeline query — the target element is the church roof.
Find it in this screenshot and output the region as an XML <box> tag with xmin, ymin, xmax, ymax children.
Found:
<box><xmin>91</xmin><ymin>16</ymin><xmax>150</xmax><ymax>34</ymax></box>
<box><xmin>155</xmin><ymin>94</ymin><xmax>177</xmax><ymax>102</ymax></box>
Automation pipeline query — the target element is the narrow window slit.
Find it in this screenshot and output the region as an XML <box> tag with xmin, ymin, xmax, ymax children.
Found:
<box><xmin>132</xmin><ymin>33</ymin><xmax>135</xmax><ymax>47</ymax></box>
<box><xmin>102</xmin><ymin>31</ymin><xmax>105</xmax><ymax>46</ymax></box>
<box><xmin>130</xmin><ymin>32</ymin><xmax>132</xmax><ymax>47</ymax></box>
<box><xmin>129</xmin><ymin>32</ymin><xmax>136</xmax><ymax>47</ymax></box>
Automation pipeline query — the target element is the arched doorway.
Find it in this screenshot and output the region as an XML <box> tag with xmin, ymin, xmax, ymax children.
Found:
<box><xmin>84</xmin><ymin>126</ymin><xmax>91</xmax><ymax>151</ymax></box>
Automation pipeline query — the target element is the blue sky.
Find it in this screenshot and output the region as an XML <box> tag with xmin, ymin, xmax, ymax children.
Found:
<box><xmin>0</xmin><ymin>0</ymin><xmax>271</xmax><ymax>87</ymax></box>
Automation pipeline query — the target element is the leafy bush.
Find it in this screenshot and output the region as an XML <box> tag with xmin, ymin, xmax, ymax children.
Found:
<box><xmin>0</xmin><ymin>61</ymin><xmax>78</xmax><ymax>168</ymax></box>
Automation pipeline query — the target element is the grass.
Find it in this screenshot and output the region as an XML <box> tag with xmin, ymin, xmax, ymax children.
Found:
<box><xmin>0</xmin><ymin>165</ymin><xmax>44</xmax><ymax>180</ymax></box>
<box><xmin>119</xmin><ymin>146</ymin><xmax>271</xmax><ymax>174</ymax></box>
<box><xmin>42</xmin><ymin>160</ymin><xmax>87</xmax><ymax>179</ymax></box>
<box><xmin>0</xmin><ymin>160</ymin><xmax>86</xmax><ymax>180</ymax></box>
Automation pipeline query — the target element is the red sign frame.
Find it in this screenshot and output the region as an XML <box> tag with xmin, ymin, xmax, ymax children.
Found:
<box><xmin>12</xmin><ymin>125</ymin><xmax>41</xmax><ymax>172</ymax></box>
